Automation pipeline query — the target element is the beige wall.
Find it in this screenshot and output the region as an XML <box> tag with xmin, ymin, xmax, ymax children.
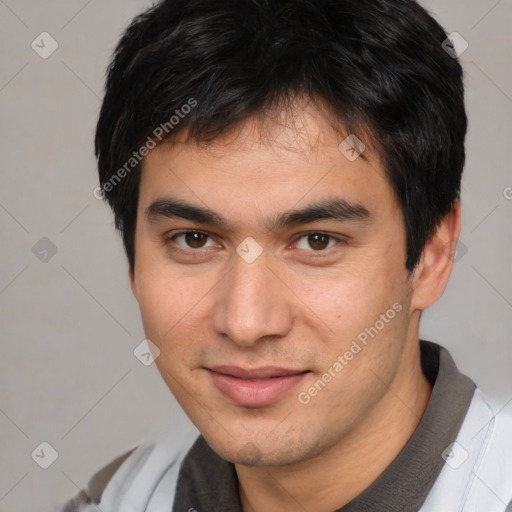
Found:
<box><xmin>0</xmin><ymin>1</ymin><xmax>510</xmax><ymax>510</ymax></box>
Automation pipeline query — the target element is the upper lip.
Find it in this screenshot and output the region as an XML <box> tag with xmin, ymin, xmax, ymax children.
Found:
<box><xmin>208</xmin><ymin>365</ymin><xmax>308</xmax><ymax>379</ymax></box>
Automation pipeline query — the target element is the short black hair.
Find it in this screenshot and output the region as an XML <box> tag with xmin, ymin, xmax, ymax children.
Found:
<box><xmin>95</xmin><ymin>0</ymin><xmax>467</xmax><ymax>272</ymax></box>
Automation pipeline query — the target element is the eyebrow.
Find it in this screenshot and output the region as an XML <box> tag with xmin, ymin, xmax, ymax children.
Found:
<box><xmin>145</xmin><ymin>197</ymin><xmax>371</xmax><ymax>231</ymax></box>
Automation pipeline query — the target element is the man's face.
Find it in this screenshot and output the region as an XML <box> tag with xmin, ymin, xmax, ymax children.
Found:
<box><xmin>130</xmin><ymin>103</ymin><xmax>416</xmax><ymax>466</ymax></box>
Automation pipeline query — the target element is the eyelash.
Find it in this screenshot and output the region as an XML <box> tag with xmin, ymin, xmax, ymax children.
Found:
<box><xmin>164</xmin><ymin>230</ymin><xmax>345</xmax><ymax>258</ymax></box>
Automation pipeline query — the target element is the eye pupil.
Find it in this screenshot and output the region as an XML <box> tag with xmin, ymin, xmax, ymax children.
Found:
<box><xmin>185</xmin><ymin>232</ymin><xmax>206</xmax><ymax>248</ymax></box>
<box><xmin>308</xmin><ymin>233</ymin><xmax>329</xmax><ymax>250</ymax></box>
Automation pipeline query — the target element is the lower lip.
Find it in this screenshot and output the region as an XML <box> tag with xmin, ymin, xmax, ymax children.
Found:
<box><xmin>209</xmin><ymin>370</ymin><xmax>309</xmax><ymax>407</ymax></box>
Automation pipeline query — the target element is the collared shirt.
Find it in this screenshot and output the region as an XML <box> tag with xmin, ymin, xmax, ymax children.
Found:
<box><xmin>172</xmin><ymin>340</ymin><xmax>477</xmax><ymax>512</ymax></box>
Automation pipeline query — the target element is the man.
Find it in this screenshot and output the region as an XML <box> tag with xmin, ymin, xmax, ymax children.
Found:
<box><xmin>61</xmin><ymin>0</ymin><xmax>512</xmax><ymax>510</ymax></box>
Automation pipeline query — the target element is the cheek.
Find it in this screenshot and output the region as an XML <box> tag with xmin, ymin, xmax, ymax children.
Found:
<box><xmin>287</xmin><ymin>259</ymin><xmax>409</xmax><ymax>389</ymax></box>
<box><xmin>136</xmin><ymin>270</ymin><xmax>211</xmax><ymax>402</ymax></box>
<box><xmin>134</xmin><ymin>266</ymin><xmax>211</xmax><ymax>349</ymax></box>
<box><xmin>291</xmin><ymin>265</ymin><xmax>402</xmax><ymax>334</ymax></box>
<box><xmin>293</xmin><ymin>276</ymin><xmax>409</xmax><ymax>427</ymax></box>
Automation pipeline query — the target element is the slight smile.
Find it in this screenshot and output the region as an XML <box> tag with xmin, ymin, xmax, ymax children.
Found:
<box><xmin>207</xmin><ymin>366</ymin><xmax>311</xmax><ymax>407</ymax></box>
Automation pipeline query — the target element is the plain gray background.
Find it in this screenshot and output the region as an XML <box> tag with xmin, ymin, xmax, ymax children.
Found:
<box><xmin>0</xmin><ymin>1</ymin><xmax>511</xmax><ymax>510</ymax></box>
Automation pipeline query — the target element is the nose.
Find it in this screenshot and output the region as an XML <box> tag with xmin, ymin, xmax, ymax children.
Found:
<box><xmin>211</xmin><ymin>253</ymin><xmax>294</xmax><ymax>347</ymax></box>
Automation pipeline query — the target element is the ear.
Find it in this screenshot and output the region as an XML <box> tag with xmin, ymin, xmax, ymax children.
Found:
<box><xmin>410</xmin><ymin>200</ymin><xmax>462</xmax><ymax>312</ymax></box>
<box><xmin>129</xmin><ymin>266</ymin><xmax>139</xmax><ymax>302</ymax></box>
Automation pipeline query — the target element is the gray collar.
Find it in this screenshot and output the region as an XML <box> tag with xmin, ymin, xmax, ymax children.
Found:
<box><xmin>172</xmin><ymin>340</ymin><xmax>476</xmax><ymax>512</ymax></box>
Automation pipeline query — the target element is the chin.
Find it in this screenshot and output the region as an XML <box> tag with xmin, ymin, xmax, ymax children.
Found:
<box><xmin>201</xmin><ymin>425</ymin><xmax>320</xmax><ymax>467</ymax></box>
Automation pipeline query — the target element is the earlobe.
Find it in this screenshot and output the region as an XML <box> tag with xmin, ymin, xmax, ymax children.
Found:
<box><xmin>410</xmin><ymin>200</ymin><xmax>462</xmax><ymax>312</ymax></box>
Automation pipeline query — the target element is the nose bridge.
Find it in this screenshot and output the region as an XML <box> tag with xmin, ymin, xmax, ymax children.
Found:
<box><xmin>212</xmin><ymin>254</ymin><xmax>293</xmax><ymax>346</ymax></box>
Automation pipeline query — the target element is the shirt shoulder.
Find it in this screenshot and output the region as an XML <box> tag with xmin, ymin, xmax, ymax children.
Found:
<box><xmin>59</xmin><ymin>446</ymin><xmax>138</xmax><ymax>512</ymax></box>
<box><xmin>60</xmin><ymin>433</ymin><xmax>197</xmax><ymax>512</ymax></box>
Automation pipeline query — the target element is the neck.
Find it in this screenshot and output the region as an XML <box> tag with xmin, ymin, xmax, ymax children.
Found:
<box><xmin>236</xmin><ymin>337</ymin><xmax>432</xmax><ymax>512</ymax></box>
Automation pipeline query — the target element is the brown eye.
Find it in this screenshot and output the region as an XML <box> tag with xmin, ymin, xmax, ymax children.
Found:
<box><xmin>184</xmin><ymin>231</ymin><xmax>208</xmax><ymax>248</ymax></box>
<box><xmin>169</xmin><ymin>230</ymin><xmax>215</xmax><ymax>250</ymax></box>
<box><xmin>307</xmin><ymin>233</ymin><xmax>330</xmax><ymax>250</ymax></box>
<box><xmin>294</xmin><ymin>232</ymin><xmax>341</xmax><ymax>253</ymax></box>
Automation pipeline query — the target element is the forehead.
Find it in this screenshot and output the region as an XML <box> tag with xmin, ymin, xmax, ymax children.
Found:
<box><xmin>144</xmin><ymin>98</ymin><xmax>380</xmax><ymax>166</ymax></box>
<box><xmin>138</xmin><ymin>101</ymin><xmax>397</xmax><ymax>225</ymax></box>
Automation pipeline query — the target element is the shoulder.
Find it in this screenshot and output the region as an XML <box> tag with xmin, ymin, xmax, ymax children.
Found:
<box><xmin>421</xmin><ymin>387</ymin><xmax>512</xmax><ymax>512</ymax></box>
<box><xmin>461</xmin><ymin>389</ymin><xmax>512</xmax><ymax>510</ymax></box>
<box><xmin>59</xmin><ymin>433</ymin><xmax>197</xmax><ymax>512</ymax></box>
<box><xmin>59</xmin><ymin>446</ymin><xmax>137</xmax><ymax>511</ymax></box>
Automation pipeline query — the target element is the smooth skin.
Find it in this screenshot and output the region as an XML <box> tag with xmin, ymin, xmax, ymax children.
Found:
<box><xmin>129</xmin><ymin>97</ymin><xmax>461</xmax><ymax>512</ymax></box>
